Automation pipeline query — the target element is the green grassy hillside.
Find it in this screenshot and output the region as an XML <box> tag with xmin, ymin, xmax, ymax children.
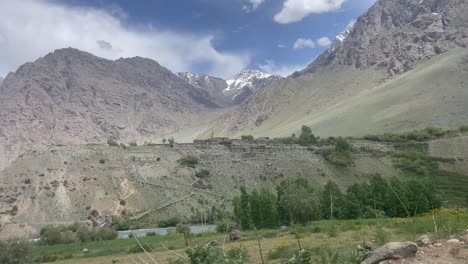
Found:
<box><xmin>216</xmin><ymin>49</ymin><xmax>468</xmax><ymax>139</ymax></box>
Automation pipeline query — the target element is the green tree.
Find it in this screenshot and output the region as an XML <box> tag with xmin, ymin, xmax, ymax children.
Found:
<box><xmin>239</xmin><ymin>187</ymin><xmax>252</xmax><ymax>230</ymax></box>
<box><xmin>279</xmin><ymin>180</ymin><xmax>320</xmax><ymax>224</ymax></box>
<box><xmin>258</xmin><ymin>188</ymin><xmax>278</xmax><ymax>228</ymax></box>
<box><xmin>369</xmin><ymin>174</ymin><xmax>388</xmax><ymax>215</ymax></box>
<box><xmin>177</xmin><ymin>224</ymin><xmax>191</xmax><ymax>247</ymax></box>
<box><xmin>298</xmin><ymin>126</ymin><xmax>317</xmax><ymax>146</ymax></box>
<box><xmin>343</xmin><ymin>192</ymin><xmax>361</xmax><ymax>219</ymax></box>
<box><xmin>249</xmin><ymin>190</ymin><xmax>262</xmax><ymax>228</ymax></box>
<box><xmin>321</xmin><ymin>181</ymin><xmax>344</xmax><ymax>219</ymax></box>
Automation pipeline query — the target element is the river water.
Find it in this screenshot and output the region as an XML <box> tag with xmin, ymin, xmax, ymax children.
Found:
<box><xmin>117</xmin><ymin>225</ymin><xmax>216</xmax><ymax>239</ymax></box>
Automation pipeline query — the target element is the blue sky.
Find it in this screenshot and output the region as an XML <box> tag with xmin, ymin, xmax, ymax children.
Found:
<box><xmin>0</xmin><ymin>0</ymin><xmax>376</xmax><ymax>78</ymax></box>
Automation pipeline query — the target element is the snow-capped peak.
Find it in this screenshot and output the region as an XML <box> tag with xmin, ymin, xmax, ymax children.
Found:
<box><xmin>224</xmin><ymin>70</ymin><xmax>276</xmax><ymax>92</ymax></box>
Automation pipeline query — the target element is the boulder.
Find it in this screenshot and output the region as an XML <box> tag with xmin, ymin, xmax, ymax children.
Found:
<box><xmin>447</xmin><ymin>238</ymin><xmax>460</xmax><ymax>244</ymax></box>
<box><xmin>460</xmin><ymin>232</ymin><xmax>468</xmax><ymax>242</ymax></box>
<box><xmin>361</xmin><ymin>242</ymin><xmax>418</xmax><ymax>264</ymax></box>
<box><xmin>208</xmin><ymin>240</ymin><xmax>220</xmax><ymax>247</ymax></box>
<box><xmin>82</xmin><ymin>248</ymin><xmax>89</xmax><ymax>253</ymax></box>
<box><xmin>229</xmin><ymin>229</ymin><xmax>241</xmax><ymax>241</ymax></box>
<box><xmin>415</xmin><ymin>235</ymin><xmax>431</xmax><ymax>247</ymax></box>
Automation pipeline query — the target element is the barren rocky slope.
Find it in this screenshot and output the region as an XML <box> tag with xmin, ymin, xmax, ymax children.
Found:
<box><xmin>214</xmin><ymin>0</ymin><xmax>468</xmax><ymax>138</ymax></box>
<box><xmin>1</xmin><ymin>134</ymin><xmax>467</xmax><ymax>239</ymax></box>
<box><xmin>0</xmin><ymin>48</ymin><xmax>221</xmax><ymax>170</ymax></box>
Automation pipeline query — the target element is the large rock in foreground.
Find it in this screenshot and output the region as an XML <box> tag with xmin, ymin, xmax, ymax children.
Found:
<box><xmin>362</xmin><ymin>242</ymin><xmax>418</xmax><ymax>264</ymax></box>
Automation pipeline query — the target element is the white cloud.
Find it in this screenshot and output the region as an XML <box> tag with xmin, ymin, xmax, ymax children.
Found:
<box><xmin>317</xmin><ymin>37</ymin><xmax>332</xmax><ymax>47</ymax></box>
<box><xmin>259</xmin><ymin>60</ymin><xmax>307</xmax><ymax>77</ymax></box>
<box><xmin>277</xmin><ymin>44</ymin><xmax>286</xmax><ymax>48</ymax></box>
<box><xmin>274</xmin><ymin>0</ymin><xmax>347</xmax><ymax>24</ymax></box>
<box><xmin>293</xmin><ymin>38</ymin><xmax>315</xmax><ymax>49</ymax></box>
<box><xmin>0</xmin><ymin>0</ymin><xmax>250</xmax><ymax>79</ymax></box>
<box><xmin>243</xmin><ymin>0</ymin><xmax>265</xmax><ymax>12</ymax></box>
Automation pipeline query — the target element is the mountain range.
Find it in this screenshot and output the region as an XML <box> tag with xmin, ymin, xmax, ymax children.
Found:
<box><xmin>1</xmin><ymin>0</ymin><xmax>468</xmax><ymax>239</ymax></box>
<box><xmin>177</xmin><ymin>70</ymin><xmax>283</xmax><ymax>106</ymax></box>
<box><xmin>213</xmin><ymin>0</ymin><xmax>468</xmax><ymax>138</ymax></box>
<box><xmin>0</xmin><ymin>0</ymin><xmax>468</xmax><ymax>169</ymax></box>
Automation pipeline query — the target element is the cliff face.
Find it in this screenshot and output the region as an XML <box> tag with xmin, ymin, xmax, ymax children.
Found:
<box><xmin>0</xmin><ymin>48</ymin><xmax>219</xmax><ymax>169</ymax></box>
<box><xmin>302</xmin><ymin>0</ymin><xmax>468</xmax><ymax>75</ymax></box>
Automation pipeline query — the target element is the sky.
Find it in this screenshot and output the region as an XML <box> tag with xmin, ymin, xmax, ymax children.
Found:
<box><xmin>0</xmin><ymin>0</ymin><xmax>377</xmax><ymax>79</ymax></box>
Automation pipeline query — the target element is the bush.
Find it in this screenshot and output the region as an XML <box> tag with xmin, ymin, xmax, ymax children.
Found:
<box><xmin>170</xmin><ymin>246</ymin><xmax>249</xmax><ymax>264</ymax></box>
<box><xmin>178</xmin><ymin>156</ymin><xmax>199</xmax><ymax>168</ymax></box>
<box><xmin>107</xmin><ymin>139</ymin><xmax>119</xmax><ymax>147</ymax></box>
<box><xmin>241</xmin><ymin>135</ymin><xmax>254</xmax><ymax>140</ymax></box>
<box><xmin>267</xmin><ymin>245</ymin><xmax>296</xmax><ymax>260</ymax></box>
<box><xmin>0</xmin><ymin>241</ymin><xmax>34</xmax><ymax>264</ymax></box>
<box><xmin>146</xmin><ymin>232</ymin><xmax>159</xmax><ymax>237</ymax></box>
<box><xmin>195</xmin><ymin>169</ymin><xmax>210</xmax><ymax>179</ymax></box>
<box><xmin>128</xmin><ymin>244</ymin><xmax>153</xmax><ymax>254</ymax></box>
<box><xmin>40</xmin><ymin>224</ymin><xmax>118</xmax><ymax>245</ymax></box>
<box><xmin>96</xmin><ymin>227</ymin><xmax>118</xmax><ymax>241</ymax></box>
<box><xmin>215</xmin><ymin>219</ymin><xmax>238</xmax><ymax>233</ymax></box>
<box><xmin>158</xmin><ymin>217</ymin><xmax>181</xmax><ymax>228</ymax></box>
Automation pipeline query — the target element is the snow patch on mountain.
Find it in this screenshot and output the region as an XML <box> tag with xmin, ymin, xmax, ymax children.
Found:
<box><xmin>330</xmin><ymin>20</ymin><xmax>355</xmax><ymax>51</ymax></box>
<box><xmin>178</xmin><ymin>70</ymin><xmax>283</xmax><ymax>105</ymax></box>
<box><xmin>224</xmin><ymin>70</ymin><xmax>274</xmax><ymax>92</ymax></box>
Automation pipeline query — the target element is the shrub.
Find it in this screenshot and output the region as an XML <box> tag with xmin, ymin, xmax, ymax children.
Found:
<box><xmin>0</xmin><ymin>241</ymin><xmax>34</xmax><ymax>264</ymax></box>
<box><xmin>96</xmin><ymin>227</ymin><xmax>118</xmax><ymax>241</ymax></box>
<box><xmin>170</xmin><ymin>246</ymin><xmax>249</xmax><ymax>264</ymax></box>
<box><xmin>195</xmin><ymin>169</ymin><xmax>210</xmax><ymax>179</ymax></box>
<box><xmin>283</xmin><ymin>250</ymin><xmax>313</xmax><ymax>264</ymax></box>
<box><xmin>178</xmin><ymin>156</ymin><xmax>199</xmax><ymax>168</ymax></box>
<box><xmin>241</xmin><ymin>135</ymin><xmax>254</xmax><ymax>140</ymax></box>
<box><xmin>215</xmin><ymin>219</ymin><xmax>238</xmax><ymax>233</ymax></box>
<box><xmin>146</xmin><ymin>231</ymin><xmax>159</xmax><ymax>237</ymax></box>
<box><xmin>267</xmin><ymin>245</ymin><xmax>296</xmax><ymax>260</ymax></box>
<box><xmin>158</xmin><ymin>217</ymin><xmax>181</xmax><ymax>227</ymax></box>
<box><xmin>40</xmin><ymin>224</ymin><xmax>118</xmax><ymax>245</ymax></box>
<box><xmin>128</xmin><ymin>244</ymin><xmax>153</xmax><ymax>254</ymax></box>
<box><xmin>373</xmin><ymin>225</ymin><xmax>389</xmax><ymax>246</ymax></box>
<box><xmin>107</xmin><ymin>139</ymin><xmax>119</xmax><ymax>147</ymax></box>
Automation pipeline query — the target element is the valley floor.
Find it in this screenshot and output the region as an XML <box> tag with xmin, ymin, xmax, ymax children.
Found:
<box><xmin>36</xmin><ymin>211</ymin><xmax>468</xmax><ymax>264</ymax></box>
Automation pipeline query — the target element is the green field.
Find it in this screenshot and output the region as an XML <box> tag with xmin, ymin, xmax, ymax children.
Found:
<box><xmin>28</xmin><ymin>209</ymin><xmax>468</xmax><ymax>264</ymax></box>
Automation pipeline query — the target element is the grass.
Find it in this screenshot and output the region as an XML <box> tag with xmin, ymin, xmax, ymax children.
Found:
<box><xmin>35</xmin><ymin>210</ymin><xmax>467</xmax><ymax>263</ymax></box>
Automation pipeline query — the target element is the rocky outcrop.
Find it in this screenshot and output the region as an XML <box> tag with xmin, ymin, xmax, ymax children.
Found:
<box><xmin>415</xmin><ymin>235</ymin><xmax>432</xmax><ymax>247</ymax></box>
<box><xmin>362</xmin><ymin>242</ymin><xmax>418</xmax><ymax>264</ymax></box>
<box><xmin>302</xmin><ymin>0</ymin><xmax>468</xmax><ymax>76</ymax></box>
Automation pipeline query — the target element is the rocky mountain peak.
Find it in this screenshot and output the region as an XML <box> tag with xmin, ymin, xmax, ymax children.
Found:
<box><xmin>301</xmin><ymin>0</ymin><xmax>468</xmax><ymax>76</ymax></box>
<box><xmin>225</xmin><ymin>70</ymin><xmax>282</xmax><ymax>92</ymax></box>
<box><xmin>0</xmin><ymin>48</ymin><xmax>219</xmax><ymax>170</ymax></box>
<box><xmin>177</xmin><ymin>70</ymin><xmax>283</xmax><ymax>106</ymax></box>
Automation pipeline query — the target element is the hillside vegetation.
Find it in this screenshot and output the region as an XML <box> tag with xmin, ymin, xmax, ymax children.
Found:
<box><xmin>0</xmin><ymin>126</ymin><xmax>467</xmax><ymax>239</ymax></box>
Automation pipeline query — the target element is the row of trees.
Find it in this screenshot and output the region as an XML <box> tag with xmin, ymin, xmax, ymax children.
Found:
<box><xmin>232</xmin><ymin>175</ymin><xmax>442</xmax><ymax>229</ymax></box>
